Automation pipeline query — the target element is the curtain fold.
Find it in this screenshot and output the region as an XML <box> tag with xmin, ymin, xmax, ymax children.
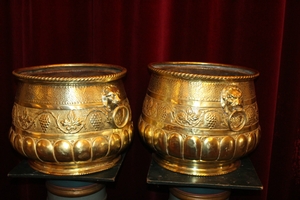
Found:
<box><xmin>268</xmin><ymin>1</ymin><xmax>300</xmax><ymax>199</ymax></box>
<box><xmin>1</xmin><ymin>1</ymin><xmax>300</xmax><ymax>199</ymax></box>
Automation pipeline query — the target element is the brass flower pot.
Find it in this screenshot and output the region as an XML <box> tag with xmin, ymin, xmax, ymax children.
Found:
<box><xmin>138</xmin><ymin>62</ymin><xmax>260</xmax><ymax>176</ymax></box>
<box><xmin>9</xmin><ymin>63</ymin><xmax>133</xmax><ymax>175</ymax></box>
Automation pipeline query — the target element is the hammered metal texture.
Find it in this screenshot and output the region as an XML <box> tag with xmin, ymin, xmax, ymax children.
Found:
<box><xmin>9</xmin><ymin>63</ymin><xmax>133</xmax><ymax>175</ymax></box>
<box><xmin>138</xmin><ymin>62</ymin><xmax>260</xmax><ymax>176</ymax></box>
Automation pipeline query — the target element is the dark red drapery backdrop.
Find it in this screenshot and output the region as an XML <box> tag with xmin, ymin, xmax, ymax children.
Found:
<box><xmin>1</xmin><ymin>1</ymin><xmax>300</xmax><ymax>199</ymax></box>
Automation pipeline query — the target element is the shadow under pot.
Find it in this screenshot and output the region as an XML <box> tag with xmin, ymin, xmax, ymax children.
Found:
<box><xmin>138</xmin><ymin>62</ymin><xmax>260</xmax><ymax>176</ymax></box>
<box><xmin>9</xmin><ymin>63</ymin><xmax>133</xmax><ymax>176</ymax></box>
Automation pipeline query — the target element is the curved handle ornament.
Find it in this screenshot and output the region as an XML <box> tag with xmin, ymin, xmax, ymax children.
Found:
<box><xmin>112</xmin><ymin>105</ymin><xmax>130</xmax><ymax>128</ymax></box>
<box><xmin>221</xmin><ymin>85</ymin><xmax>247</xmax><ymax>131</ymax></box>
<box><xmin>228</xmin><ymin>110</ymin><xmax>247</xmax><ymax>131</ymax></box>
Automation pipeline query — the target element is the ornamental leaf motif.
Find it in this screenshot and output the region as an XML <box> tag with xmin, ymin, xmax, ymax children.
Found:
<box><xmin>172</xmin><ymin>108</ymin><xmax>202</xmax><ymax>127</ymax></box>
<box><xmin>18</xmin><ymin>109</ymin><xmax>33</xmax><ymax>129</ymax></box>
<box><xmin>60</xmin><ymin>110</ymin><xmax>83</xmax><ymax>133</ymax></box>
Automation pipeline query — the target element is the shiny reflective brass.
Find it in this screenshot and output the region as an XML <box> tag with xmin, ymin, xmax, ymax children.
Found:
<box><xmin>9</xmin><ymin>63</ymin><xmax>133</xmax><ymax>175</ymax></box>
<box><xmin>138</xmin><ymin>62</ymin><xmax>260</xmax><ymax>176</ymax></box>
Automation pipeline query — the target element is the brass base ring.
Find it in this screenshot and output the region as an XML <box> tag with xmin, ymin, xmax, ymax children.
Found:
<box><xmin>29</xmin><ymin>155</ymin><xmax>121</xmax><ymax>176</ymax></box>
<box><xmin>153</xmin><ymin>154</ymin><xmax>241</xmax><ymax>176</ymax></box>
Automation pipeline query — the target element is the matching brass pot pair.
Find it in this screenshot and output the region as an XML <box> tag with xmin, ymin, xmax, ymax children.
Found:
<box><xmin>9</xmin><ymin>62</ymin><xmax>260</xmax><ymax>177</ymax></box>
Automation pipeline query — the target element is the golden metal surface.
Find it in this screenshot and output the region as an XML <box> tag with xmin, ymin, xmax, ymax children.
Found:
<box><xmin>9</xmin><ymin>63</ymin><xmax>133</xmax><ymax>175</ymax></box>
<box><xmin>138</xmin><ymin>62</ymin><xmax>260</xmax><ymax>176</ymax></box>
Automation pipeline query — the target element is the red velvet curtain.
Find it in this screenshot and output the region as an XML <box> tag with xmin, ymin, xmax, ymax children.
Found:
<box><xmin>1</xmin><ymin>1</ymin><xmax>300</xmax><ymax>199</ymax></box>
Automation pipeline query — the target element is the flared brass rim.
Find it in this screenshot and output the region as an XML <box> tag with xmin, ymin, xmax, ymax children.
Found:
<box><xmin>13</xmin><ymin>63</ymin><xmax>127</xmax><ymax>83</ymax></box>
<box><xmin>148</xmin><ymin>61</ymin><xmax>259</xmax><ymax>81</ymax></box>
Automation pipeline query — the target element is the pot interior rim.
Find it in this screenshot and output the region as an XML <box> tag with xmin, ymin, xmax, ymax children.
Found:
<box><xmin>149</xmin><ymin>62</ymin><xmax>259</xmax><ymax>80</ymax></box>
<box><xmin>13</xmin><ymin>63</ymin><xmax>127</xmax><ymax>83</ymax></box>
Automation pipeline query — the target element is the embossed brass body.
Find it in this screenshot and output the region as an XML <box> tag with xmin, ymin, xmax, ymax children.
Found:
<box><xmin>138</xmin><ymin>62</ymin><xmax>260</xmax><ymax>176</ymax></box>
<box><xmin>9</xmin><ymin>63</ymin><xmax>133</xmax><ymax>175</ymax></box>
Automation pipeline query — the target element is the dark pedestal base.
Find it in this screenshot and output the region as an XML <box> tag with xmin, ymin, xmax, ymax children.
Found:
<box><xmin>169</xmin><ymin>187</ymin><xmax>231</xmax><ymax>200</ymax></box>
<box><xmin>46</xmin><ymin>180</ymin><xmax>107</xmax><ymax>200</ymax></box>
<box><xmin>147</xmin><ymin>155</ymin><xmax>263</xmax><ymax>199</ymax></box>
<box><xmin>8</xmin><ymin>154</ymin><xmax>125</xmax><ymax>199</ymax></box>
